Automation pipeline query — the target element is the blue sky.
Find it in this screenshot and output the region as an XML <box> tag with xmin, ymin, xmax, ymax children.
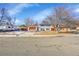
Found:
<box><xmin>0</xmin><ymin>3</ymin><xmax>79</xmax><ymax>25</ymax></box>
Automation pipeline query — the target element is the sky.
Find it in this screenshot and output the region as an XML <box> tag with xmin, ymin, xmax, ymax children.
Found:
<box><xmin>0</xmin><ymin>3</ymin><xmax>79</xmax><ymax>25</ymax></box>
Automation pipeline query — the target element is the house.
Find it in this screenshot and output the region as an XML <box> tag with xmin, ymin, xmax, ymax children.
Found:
<box><xmin>60</xmin><ymin>27</ymin><xmax>70</xmax><ymax>32</ymax></box>
<box><xmin>19</xmin><ymin>24</ymin><xmax>72</xmax><ymax>33</ymax></box>
<box><xmin>37</xmin><ymin>24</ymin><xmax>56</xmax><ymax>32</ymax></box>
<box><xmin>75</xmin><ymin>23</ymin><xmax>79</xmax><ymax>31</ymax></box>
<box><xmin>76</xmin><ymin>27</ymin><xmax>79</xmax><ymax>31</ymax></box>
<box><xmin>27</xmin><ymin>25</ymin><xmax>37</xmax><ymax>32</ymax></box>
<box><xmin>0</xmin><ymin>8</ymin><xmax>16</xmax><ymax>31</ymax></box>
<box><xmin>59</xmin><ymin>25</ymin><xmax>70</xmax><ymax>32</ymax></box>
<box><xmin>51</xmin><ymin>25</ymin><xmax>56</xmax><ymax>32</ymax></box>
<box><xmin>19</xmin><ymin>25</ymin><xmax>37</xmax><ymax>32</ymax></box>
<box><xmin>19</xmin><ymin>26</ymin><xmax>28</xmax><ymax>31</ymax></box>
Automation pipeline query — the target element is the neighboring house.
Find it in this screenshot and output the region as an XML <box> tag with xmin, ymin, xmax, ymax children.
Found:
<box><xmin>76</xmin><ymin>27</ymin><xmax>79</xmax><ymax>30</ymax></box>
<box><xmin>51</xmin><ymin>26</ymin><xmax>56</xmax><ymax>32</ymax></box>
<box><xmin>19</xmin><ymin>24</ymin><xmax>77</xmax><ymax>33</ymax></box>
<box><xmin>0</xmin><ymin>8</ymin><xmax>17</xmax><ymax>31</ymax></box>
<box><xmin>19</xmin><ymin>26</ymin><xmax>28</xmax><ymax>31</ymax></box>
<box><xmin>19</xmin><ymin>25</ymin><xmax>37</xmax><ymax>32</ymax></box>
<box><xmin>60</xmin><ymin>27</ymin><xmax>70</xmax><ymax>32</ymax></box>
<box><xmin>27</xmin><ymin>25</ymin><xmax>37</xmax><ymax>32</ymax></box>
<box><xmin>59</xmin><ymin>25</ymin><xmax>70</xmax><ymax>32</ymax></box>
<box><xmin>19</xmin><ymin>25</ymin><xmax>57</xmax><ymax>32</ymax></box>
<box><xmin>75</xmin><ymin>24</ymin><xmax>79</xmax><ymax>31</ymax></box>
<box><xmin>37</xmin><ymin>25</ymin><xmax>56</xmax><ymax>32</ymax></box>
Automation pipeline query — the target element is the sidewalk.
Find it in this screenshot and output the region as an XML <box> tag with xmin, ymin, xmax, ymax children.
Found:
<box><xmin>0</xmin><ymin>33</ymin><xmax>79</xmax><ymax>37</ymax></box>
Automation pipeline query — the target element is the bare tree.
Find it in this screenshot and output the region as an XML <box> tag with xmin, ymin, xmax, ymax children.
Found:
<box><xmin>40</xmin><ymin>6</ymin><xmax>77</xmax><ymax>32</ymax></box>
<box><xmin>54</xmin><ymin>7</ymin><xmax>77</xmax><ymax>28</ymax></box>
<box><xmin>0</xmin><ymin>8</ymin><xmax>16</xmax><ymax>30</ymax></box>
<box><xmin>25</xmin><ymin>18</ymin><xmax>35</xmax><ymax>26</ymax></box>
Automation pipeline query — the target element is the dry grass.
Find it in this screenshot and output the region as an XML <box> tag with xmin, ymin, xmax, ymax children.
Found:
<box><xmin>34</xmin><ymin>31</ymin><xmax>75</xmax><ymax>35</ymax></box>
<box><xmin>34</xmin><ymin>31</ymin><xmax>58</xmax><ymax>35</ymax></box>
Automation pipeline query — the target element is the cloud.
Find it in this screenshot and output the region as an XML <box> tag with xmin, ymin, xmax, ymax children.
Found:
<box><xmin>66</xmin><ymin>5</ymin><xmax>79</xmax><ymax>12</ymax></box>
<box><xmin>75</xmin><ymin>8</ymin><xmax>79</xmax><ymax>12</ymax></box>
<box><xmin>9</xmin><ymin>3</ymin><xmax>39</xmax><ymax>16</ymax></box>
<box><xmin>32</xmin><ymin>8</ymin><xmax>53</xmax><ymax>23</ymax></box>
<box><xmin>15</xmin><ymin>19</ymin><xmax>25</xmax><ymax>25</ymax></box>
<box><xmin>8</xmin><ymin>3</ymin><xmax>40</xmax><ymax>25</ymax></box>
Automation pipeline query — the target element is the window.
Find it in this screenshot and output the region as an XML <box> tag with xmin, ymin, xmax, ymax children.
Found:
<box><xmin>8</xmin><ymin>27</ymin><xmax>10</xmax><ymax>28</ymax></box>
<box><xmin>41</xmin><ymin>28</ymin><xmax>45</xmax><ymax>31</ymax></box>
<box><xmin>46</xmin><ymin>28</ymin><xmax>50</xmax><ymax>31</ymax></box>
